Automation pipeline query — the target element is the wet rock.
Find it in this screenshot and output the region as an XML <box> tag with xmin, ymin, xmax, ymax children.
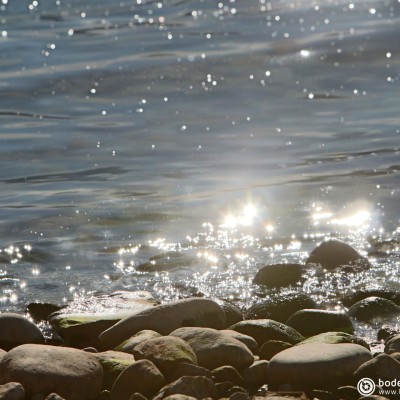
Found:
<box><xmin>0</xmin><ymin>343</ymin><xmax>103</xmax><ymax>399</ymax></box>
<box><xmin>93</xmin><ymin>350</ymin><xmax>135</xmax><ymax>391</ymax></box>
<box><xmin>110</xmin><ymin>359</ymin><xmax>164</xmax><ymax>400</ymax></box>
<box><xmin>45</xmin><ymin>394</ymin><xmax>66</xmax><ymax>400</ymax></box>
<box><xmin>170</xmin><ymin>327</ymin><xmax>253</xmax><ymax>371</ymax></box>
<box><xmin>389</xmin><ymin>352</ymin><xmax>400</xmax><ymax>363</ymax></box>
<box><xmin>216</xmin><ymin>381</ymin><xmax>236</xmax><ymax>398</ymax></box>
<box><xmin>0</xmin><ymin>313</ymin><xmax>44</xmax><ymax>350</ymax></box>
<box><xmin>100</xmin><ymin>298</ymin><xmax>225</xmax><ymax>349</ymax></box>
<box><xmin>306</xmin><ymin>239</ymin><xmax>370</xmax><ymax>269</ymax></box>
<box><xmin>168</xmin><ymin>362</ymin><xmax>212</xmax><ymax>382</ymax></box>
<box><xmin>259</xmin><ymin>340</ymin><xmax>292</xmax><ymax>360</ymax></box>
<box><xmin>229</xmin><ymin>319</ymin><xmax>304</xmax><ymax>346</ymax></box>
<box><xmin>132</xmin><ymin>336</ymin><xmax>197</xmax><ymax>376</ymax></box>
<box><xmin>378</xmin><ymin>326</ymin><xmax>399</xmax><ymax>342</ymax></box>
<box><xmin>253</xmin><ymin>263</ymin><xmax>305</xmax><ymax>288</ymax></box>
<box><xmin>242</xmin><ymin>360</ymin><xmax>268</xmax><ymax>388</ymax></box>
<box><xmin>49</xmin><ymin>291</ymin><xmax>158</xmax><ymax>348</ymax></box>
<box><xmin>220</xmin><ymin>330</ymin><xmax>259</xmax><ymax>354</ymax></box>
<box><xmin>342</xmin><ymin>290</ymin><xmax>400</xmax><ymax>308</ymax></box>
<box><xmin>245</xmin><ymin>292</ymin><xmax>317</xmax><ymax>323</ymax></box>
<box><xmin>0</xmin><ymin>350</ymin><xmax>6</xmax><ymax>361</ymax></box>
<box><xmin>286</xmin><ymin>309</ymin><xmax>354</xmax><ymax>337</ymax></box>
<box><xmin>115</xmin><ymin>330</ymin><xmax>162</xmax><ymax>353</ymax></box>
<box><xmin>353</xmin><ymin>353</ymin><xmax>400</xmax><ymax>382</ymax></box>
<box><xmin>384</xmin><ymin>334</ymin><xmax>400</xmax><ymax>354</ymax></box>
<box><xmin>211</xmin><ymin>366</ymin><xmax>244</xmax><ymax>386</ymax></box>
<box><xmin>220</xmin><ymin>302</ymin><xmax>244</xmax><ymax>327</ymax></box>
<box><xmin>153</xmin><ymin>376</ymin><xmax>217</xmax><ymax>400</ymax></box>
<box><xmin>0</xmin><ymin>382</ymin><xmax>25</xmax><ymax>400</ymax></box>
<box><xmin>268</xmin><ymin>343</ymin><xmax>372</xmax><ymax>390</ymax></box>
<box><xmin>348</xmin><ymin>297</ymin><xmax>400</xmax><ymax>323</ymax></box>
<box><xmin>298</xmin><ymin>331</ymin><xmax>369</xmax><ymax>349</ymax></box>
<box><xmin>26</xmin><ymin>302</ymin><xmax>62</xmax><ymax>322</ymax></box>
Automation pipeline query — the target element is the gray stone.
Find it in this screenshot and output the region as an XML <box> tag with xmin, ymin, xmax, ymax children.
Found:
<box><xmin>299</xmin><ymin>331</ymin><xmax>369</xmax><ymax>349</ymax></box>
<box><xmin>245</xmin><ymin>293</ymin><xmax>317</xmax><ymax>323</ymax></box>
<box><xmin>211</xmin><ymin>366</ymin><xmax>244</xmax><ymax>386</ymax></box>
<box><xmin>132</xmin><ymin>336</ymin><xmax>197</xmax><ymax>376</ymax></box>
<box><xmin>168</xmin><ymin>362</ymin><xmax>211</xmax><ymax>382</ymax></box>
<box><xmin>229</xmin><ymin>319</ymin><xmax>304</xmax><ymax>346</ymax></box>
<box><xmin>220</xmin><ymin>302</ymin><xmax>244</xmax><ymax>327</ymax></box>
<box><xmin>100</xmin><ymin>298</ymin><xmax>225</xmax><ymax>349</ymax></box>
<box><xmin>153</xmin><ymin>376</ymin><xmax>217</xmax><ymax>400</ymax></box>
<box><xmin>384</xmin><ymin>334</ymin><xmax>400</xmax><ymax>354</ymax></box>
<box><xmin>0</xmin><ymin>382</ymin><xmax>25</xmax><ymax>400</ymax></box>
<box><xmin>0</xmin><ymin>344</ymin><xmax>103</xmax><ymax>399</ymax></box>
<box><xmin>286</xmin><ymin>309</ymin><xmax>354</xmax><ymax>337</ymax></box>
<box><xmin>110</xmin><ymin>359</ymin><xmax>164</xmax><ymax>400</ymax></box>
<box><xmin>342</xmin><ymin>289</ymin><xmax>400</xmax><ymax>308</ymax></box>
<box><xmin>335</xmin><ymin>385</ymin><xmax>359</xmax><ymax>400</ymax></box>
<box><xmin>348</xmin><ymin>297</ymin><xmax>400</xmax><ymax>323</ymax></box>
<box><xmin>306</xmin><ymin>240</ymin><xmax>370</xmax><ymax>269</ymax></box>
<box><xmin>259</xmin><ymin>340</ymin><xmax>292</xmax><ymax>360</ymax></box>
<box><xmin>115</xmin><ymin>330</ymin><xmax>162</xmax><ymax>353</ymax></box>
<box><xmin>268</xmin><ymin>343</ymin><xmax>372</xmax><ymax>390</ymax></box>
<box><xmin>242</xmin><ymin>360</ymin><xmax>268</xmax><ymax>388</ymax></box>
<box><xmin>0</xmin><ymin>313</ymin><xmax>44</xmax><ymax>350</ymax></box>
<box><xmin>170</xmin><ymin>327</ymin><xmax>254</xmax><ymax>371</ymax></box>
<box><xmin>253</xmin><ymin>263</ymin><xmax>305</xmax><ymax>288</ymax></box>
<box><xmin>26</xmin><ymin>303</ymin><xmax>62</xmax><ymax>323</ymax></box>
<box><xmin>92</xmin><ymin>350</ymin><xmax>135</xmax><ymax>391</ymax></box>
<box><xmin>49</xmin><ymin>291</ymin><xmax>158</xmax><ymax>349</ymax></box>
<box><xmin>353</xmin><ymin>353</ymin><xmax>400</xmax><ymax>382</ymax></box>
<box><xmin>220</xmin><ymin>330</ymin><xmax>259</xmax><ymax>354</ymax></box>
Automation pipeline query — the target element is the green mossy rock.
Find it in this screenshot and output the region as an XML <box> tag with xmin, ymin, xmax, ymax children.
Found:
<box><xmin>115</xmin><ymin>330</ymin><xmax>162</xmax><ymax>353</ymax></box>
<box><xmin>299</xmin><ymin>331</ymin><xmax>369</xmax><ymax>350</ymax></box>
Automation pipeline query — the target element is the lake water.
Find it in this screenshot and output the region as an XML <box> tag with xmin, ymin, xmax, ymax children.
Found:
<box><xmin>0</xmin><ymin>0</ymin><xmax>399</xmax><ymax>332</ymax></box>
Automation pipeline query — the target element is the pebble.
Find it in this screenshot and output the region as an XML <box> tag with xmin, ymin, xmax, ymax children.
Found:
<box><xmin>170</xmin><ymin>327</ymin><xmax>254</xmax><ymax>371</ymax></box>
<box><xmin>99</xmin><ymin>298</ymin><xmax>225</xmax><ymax>349</ymax></box>
<box><xmin>268</xmin><ymin>343</ymin><xmax>372</xmax><ymax>390</ymax></box>
<box><xmin>285</xmin><ymin>309</ymin><xmax>354</xmax><ymax>337</ymax></box>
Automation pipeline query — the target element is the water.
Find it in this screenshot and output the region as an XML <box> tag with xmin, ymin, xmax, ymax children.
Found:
<box><xmin>0</xmin><ymin>0</ymin><xmax>399</xmax><ymax>335</ymax></box>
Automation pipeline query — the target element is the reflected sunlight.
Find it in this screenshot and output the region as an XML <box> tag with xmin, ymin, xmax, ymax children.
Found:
<box><xmin>221</xmin><ymin>203</ymin><xmax>258</xmax><ymax>229</ymax></box>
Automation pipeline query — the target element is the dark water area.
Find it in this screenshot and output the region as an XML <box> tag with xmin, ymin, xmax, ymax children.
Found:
<box><xmin>0</xmin><ymin>0</ymin><xmax>399</xmax><ymax>339</ymax></box>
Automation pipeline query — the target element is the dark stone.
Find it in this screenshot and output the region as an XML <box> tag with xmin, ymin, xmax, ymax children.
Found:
<box><xmin>221</xmin><ymin>302</ymin><xmax>244</xmax><ymax>327</ymax></box>
<box><xmin>253</xmin><ymin>263</ymin><xmax>305</xmax><ymax>288</ymax></box>
<box><xmin>378</xmin><ymin>326</ymin><xmax>399</xmax><ymax>342</ymax></box>
<box><xmin>242</xmin><ymin>360</ymin><xmax>268</xmax><ymax>389</ymax></box>
<box><xmin>348</xmin><ymin>297</ymin><xmax>400</xmax><ymax>323</ymax></box>
<box><xmin>98</xmin><ymin>391</ymin><xmax>111</xmax><ymax>400</ymax></box>
<box><xmin>342</xmin><ymin>290</ymin><xmax>400</xmax><ymax>308</ymax></box>
<box><xmin>259</xmin><ymin>340</ymin><xmax>292</xmax><ymax>360</ymax></box>
<box><xmin>229</xmin><ymin>319</ymin><xmax>304</xmax><ymax>346</ymax></box>
<box><xmin>286</xmin><ymin>309</ymin><xmax>354</xmax><ymax>337</ymax></box>
<box><xmin>306</xmin><ymin>389</ymin><xmax>335</xmax><ymax>400</ymax></box>
<box><xmin>245</xmin><ymin>292</ymin><xmax>317</xmax><ymax>323</ymax></box>
<box><xmin>335</xmin><ymin>386</ymin><xmax>359</xmax><ymax>400</ymax></box>
<box><xmin>298</xmin><ymin>331</ymin><xmax>369</xmax><ymax>350</ymax></box>
<box><xmin>353</xmin><ymin>353</ymin><xmax>400</xmax><ymax>382</ymax></box>
<box><xmin>26</xmin><ymin>302</ymin><xmax>62</xmax><ymax>322</ymax></box>
<box><xmin>211</xmin><ymin>366</ymin><xmax>244</xmax><ymax>386</ymax></box>
<box><xmin>168</xmin><ymin>362</ymin><xmax>211</xmax><ymax>382</ymax></box>
<box><xmin>216</xmin><ymin>382</ymin><xmax>235</xmax><ymax>398</ymax></box>
<box><xmin>306</xmin><ymin>239</ymin><xmax>370</xmax><ymax>269</ymax></box>
<box><xmin>220</xmin><ymin>330</ymin><xmax>259</xmax><ymax>355</ymax></box>
<box><xmin>384</xmin><ymin>334</ymin><xmax>400</xmax><ymax>354</ymax></box>
<box><xmin>129</xmin><ymin>394</ymin><xmax>148</xmax><ymax>400</ymax></box>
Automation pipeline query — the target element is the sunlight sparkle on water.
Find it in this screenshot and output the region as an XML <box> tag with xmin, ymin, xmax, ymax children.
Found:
<box><xmin>222</xmin><ymin>203</ymin><xmax>258</xmax><ymax>229</ymax></box>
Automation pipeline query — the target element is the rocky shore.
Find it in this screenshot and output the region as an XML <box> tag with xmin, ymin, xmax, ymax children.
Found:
<box><xmin>0</xmin><ymin>240</ymin><xmax>399</xmax><ymax>400</ymax></box>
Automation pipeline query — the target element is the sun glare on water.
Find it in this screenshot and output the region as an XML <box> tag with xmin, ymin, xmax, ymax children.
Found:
<box><xmin>221</xmin><ymin>203</ymin><xmax>258</xmax><ymax>229</ymax></box>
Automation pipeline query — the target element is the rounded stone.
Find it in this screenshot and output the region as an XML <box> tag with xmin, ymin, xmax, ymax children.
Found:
<box><xmin>168</xmin><ymin>362</ymin><xmax>212</xmax><ymax>382</ymax></box>
<box><xmin>306</xmin><ymin>240</ymin><xmax>370</xmax><ymax>269</ymax></box>
<box><xmin>0</xmin><ymin>313</ymin><xmax>44</xmax><ymax>350</ymax></box>
<box><xmin>220</xmin><ymin>303</ymin><xmax>244</xmax><ymax>327</ymax></box>
<box><xmin>268</xmin><ymin>343</ymin><xmax>372</xmax><ymax>390</ymax></box>
<box><xmin>115</xmin><ymin>330</ymin><xmax>162</xmax><ymax>354</ymax></box>
<box><xmin>353</xmin><ymin>353</ymin><xmax>400</xmax><ymax>382</ymax></box>
<box><xmin>384</xmin><ymin>334</ymin><xmax>400</xmax><ymax>354</ymax></box>
<box><xmin>253</xmin><ymin>263</ymin><xmax>305</xmax><ymax>288</ymax></box>
<box><xmin>342</xmin><ymin>289</ymin><xmax>400</xmax><ymax>308</ymax></box>
<box><xmin>245</xmin><ymin>292</ymin><xmax>317</xmax><ymax>323</ymax></box>
<box><xmin>100</xmin><ymin>298</ymin><xmax>225</xmax><ymax>349</ymax></box>
<box><xmin>0</xmin><ymin>344</ymin><xmax>103</xmax><ymax>399</ymax></box>
<box><xmin>211</xmin><ymin>366</ymin><xmax>244</xmax><ymax>386</ymax></box>
<box><xmin>298</xmin><ymin>331</ymin><xmax>369</xmax><ymax>350</ymax></box>
<box><xmin>229</xmin><ymin>319</ymin><xmax>304</xmax><ymax>346</ymax></box>
<box><xmin>259</xmin><ymin>340</ymin><xmax>292</xmax><ymax>360</ymax></box>
<box><xmin>348</xmin><ymin>297</ymin><xmax>400</xmax><ymax>323</ymax></box>
<box><xmin>220</xmin><ymin>330</ymin><xmax>259</xmax><ymax>354</ymax></box>
<box><xmin>170</xmin><ymin>327</ymin><xmax>253</xmax><ymax>371</ymax></box>
<box><xmin>132</xmin><ymin>336</ymin><xmax>197</xmax><ymax>376</ymax></box>
<box><xmin>242</xmin><ymin>360</ymin><xmax>269</xmax><ymax>389</ymax></box>
<box><xmin>286</xmin><ymin>309</ymin><xmax>354</xmax><ymax>337</ymax></box>
<box><xmin>0</xmin><ymin>382</ymin><xmax>25</xmax><ymax>400</ymax></box>
<box><xmin>110</xmin><ymin>359</ymin><xmax>165</xmax><ymax>400</ymax></box>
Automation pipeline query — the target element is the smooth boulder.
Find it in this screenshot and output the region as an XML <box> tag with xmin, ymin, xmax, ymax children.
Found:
<box><xmin>268</xmin><ymin>343</ymin><xmax>372</xmax><ymax>390</ymax></box>
<box><xmin>348</xmin><ymin>297</ymin><xmax>400</xmax><ymax>323</ymax></box>
<box><xmin>0</xmin><ymin>313</ymin><xmax>44</xmax><ymax>350</ymax></box>
<box><xmin>170</xmin><ymin>327</ymin><xmax>253</xmax><ymax>371</ymax></box>
<box><xmin>100</xmin><ymin>298</ymin><xmax>225</xmax><ymax>349</ymax></box>
<box><xmin>229</xmin><ymin>319</ymin><xmax>304</xmax><ymax>346</ymax></box>
<box><xmin>0</xmin><ymin>382</ymin><xmax>25</xmax><ymax>400</ymax></box>
<box><xmin>115</xmin><ymin>330</ymin><xmax>162</xmax><ymax>353</ymax></box>
<box><xmin>259</xmin><ymin>340</ymin><xmax>292</xmax><ymax>360</ymax></box>
<box><xmin>384</xmin><ymin>334</ymin><xmax>400</xmax><ymax>354</ymax></box>
<box><xmin>132</xmin><ymin>336</ymin><xmax>197</xmax><ymax>376</ymax></box>
<box><xmin>220</xmin><ymin>330</ymin><xmax>259</xmax><ymax>355</ymax></box>
<box><xmin>0</xmin><ymin>344</ymin><xmax>103</xmax><ymax>399</ymax></box>
<box><xmin>110</xmin><ymin>359</ymin><xmax>164</xmax><ymax>400</ymax></box>
<box><xmin>299</xmin><ymin>331</ymin><xmax>369</xmax><ymax>349</ymax></box>
<box><xmin>253</xmin><ymin>263</ymin><xmax>305</xmax><ymax>288</ymax></box>
<box><xmin>286</xmin><ymin>309</ymin><xmax>354</xmax><ymax>337</ymax></box>
<box><xmin>242</xmin><ymin>360</ymin><xmax>269</xmax><ymax>389</ymax></box>
<box><xmin>306</xmin><ymin>240</ymin><xmax>370</xmax><ymax>269</ymax></box>
<box><xmin>353</xmin><ymin>353</ymin><xmax>400</xmax><ymax>382</ymax></box>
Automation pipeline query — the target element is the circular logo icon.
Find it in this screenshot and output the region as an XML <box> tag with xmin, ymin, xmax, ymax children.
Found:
<box><xmin>357</xmin><ymin>378</ymin><xmax>376</xmax><ymax>396</ymax></box>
